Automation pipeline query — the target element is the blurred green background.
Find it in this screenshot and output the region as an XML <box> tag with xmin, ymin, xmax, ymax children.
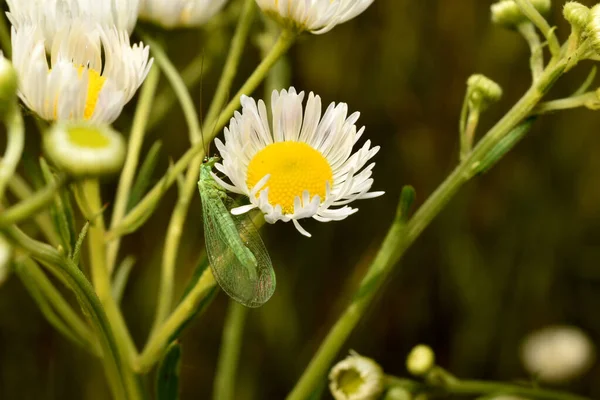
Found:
<box><xmin>1</xmin><ymin>0</ymin><xmax>600</xmax><ymax>398</ymax></box>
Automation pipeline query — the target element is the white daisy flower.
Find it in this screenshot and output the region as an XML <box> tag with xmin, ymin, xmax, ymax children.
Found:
<box><xmin>213</xmin><ymin>87</ymin><xmax>384</xmax><ymax>237</ymax></box>
<box><xmin>6</xmin><ymin>0</ymin><xmax>139</xmax><ymax>47</ymax></box>
<box><xmin>139</xmin><ymin>0</ymin><xmax>228</xmax><ymax>28</ymax></box>
<box><xmin>255</xmin><ymin>0</ymin><xmax>375</xmax><ymax>34</ymax></box>
<box><xmin>328</xmin><ymin>351</ymin><xmax>384</xmax><ymax>400</ymax></box>
<box><xmin>11</xmin><ymin>21</ymin><xmax>152</xmax><ymax>124</ymax></box>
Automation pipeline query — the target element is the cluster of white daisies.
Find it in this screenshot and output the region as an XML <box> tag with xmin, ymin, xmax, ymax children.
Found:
<box><xmin>4</xmin><ymin>0</ymin><xmax>382</xmax><ymax>236</ymax></box>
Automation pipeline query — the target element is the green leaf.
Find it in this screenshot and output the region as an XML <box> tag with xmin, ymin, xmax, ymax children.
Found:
<box><xmin>396</xmin><ymin>185</ymin><xmax>416</xmax><ymax>222</ymax></box>
<box><xmin>112</xmin><ymin>255</ymin><xmax>135</xmax><ymax>304</ymax></box>
<box><xmin>474</xmin><ymin>117</ymin><xmax>536</xmax><ymax>175</ymax></box>
<box><xmin>156</xmin><ymin>341</ymin><xmax>182</xmax><ymax>400</ymax></box>
<box><xmin>127</xmin><ymin>140</ymin><xmax>163</xmax><ymax>211</ymax></box>
<box><xmin>71</xmin><ymin>221</ymin><xmax>90</xmax><ymax>267</ymax></box>
<box><xmin>39</xmin><ymin>158</ymin><xmax>76</xmax><ymax>255</ymax></box>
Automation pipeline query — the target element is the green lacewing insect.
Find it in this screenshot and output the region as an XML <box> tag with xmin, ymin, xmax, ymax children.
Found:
<box><xmin>197</xmin><ymin>156</ymin><xmax>276</xmax><ymax>307</ymax></box>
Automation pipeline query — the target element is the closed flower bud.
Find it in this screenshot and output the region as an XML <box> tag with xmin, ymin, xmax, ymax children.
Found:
<box><xmin>467</xmin><ymin>74</ymin><xmax>503</xmax><ymax>111</ymax></box>
<box><xmin>563</xmin><ymin>2</ymin><xmax>590</xmax><ymax>29</ymax></box>
<box><xmin>383</xmin><ymin>387</ymin><xmax>412</xmax><ymax>400</ymax></box>
<box><xmin>406</xmin><ymin>344</ymin><xmax>435</xmax><ymax>376</ymax></box>
<box><xmin>0</xmin><ymin>234</ymin><xmax>13</xmax><ymax>286</ymax></box>
<box><xmin>491</xmin><ymin>0</ymin><xmax>551</xmax><ymax>28</ymax></box>
<box><xmin>520</xmin><ymin>325</ymin><xmax>595</xmax><ymax>383</ymax></box>
<box><xmin>587</xmin><ymin>5</ymin><xmax>600</xmax><ymax>54</ymax></box>
<box><xmin>0</xmin><ymin>53</ymin><xmax>18</xmax><ymax>118</ymax></box>
<box><xmin>43</xmin><ymin>122</ymin><xmax>126</xmax><ymax>177</ymax></box>
<box><xmin>329</xmin><ymin>351</ymin><xmax>384</xmax><ymax>400</ymax></box>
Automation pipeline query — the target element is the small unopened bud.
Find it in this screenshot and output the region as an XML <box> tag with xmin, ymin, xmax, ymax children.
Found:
<box><xmin>329</xmin><ymin>351</ymin><xmax>384</xmax><ymax>400</ymax></box>
<box><xmin>586</xmin><ymin>5</ymin><xmax>600</xmax><ymax>54</ymax></box>
<box><xmin>0</xmin><ymin>234</ymin><xmax>13</xmax><ymax>286</ymax></box>
<box><xmin>0</xmin><ymin>53</ymin><xmax>18</xmax><ymax>118</ymax></box>
<box><xmin>383</xmin><ymin>387</ymin><xmax>412</xmax><ymax>400</ymax></box>
<box><xmin>491</xmin><ymin>0</ymin><xmax>551</xmax><ymax>28</ymax></box>
<box><xmin>406</xmin><ymin>344</ymin><xmax>435</xmax><ymax>376</ymax></box>
<box><xmin>467</xmin><ymin>74</ymin><xmax>503</xmax><ymax>111</ymax></box>
<box><xmin>564</xmin><ymin>2</ymin><xmax>590</xmax><ymax>29</ymax></box>
<box><xmin>43</xmin><ymin>122</ymin><xmax>126</xmax><ymax>177</ymax></box>
<box><xmin>520</xmin><ymin>325</ymin><xmax>595</xmax><ymax>383</ymax></box>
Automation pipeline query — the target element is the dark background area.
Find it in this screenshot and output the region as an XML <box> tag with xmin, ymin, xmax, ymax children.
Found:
<box><xmin>1</xmin><ymin>0</ymin><xmax>600</xmax><ymax>398</ymax></box>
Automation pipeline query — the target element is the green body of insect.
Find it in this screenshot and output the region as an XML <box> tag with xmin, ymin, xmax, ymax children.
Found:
<box><xmin>197</xmin><ymin>156</ymin><xmax>276</xmax><ymax>307</ymax></box>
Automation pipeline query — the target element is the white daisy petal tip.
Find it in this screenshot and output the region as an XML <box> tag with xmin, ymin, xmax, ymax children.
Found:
<box><xmin>213</xmin><ymin>86</ymin><xmax>384</xmax><ymax>236</ymax></box>
<box><xmin>256</xmin><ymin>0</ymin><xmax>375</xmax><ymax>34</ymax></box>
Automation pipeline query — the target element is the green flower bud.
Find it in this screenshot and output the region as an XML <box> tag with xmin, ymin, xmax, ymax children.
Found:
<box><xmin>563</xmin><ymin>2</ymin><xmax>590</xmax><ymax>29</ymax></box>
<box><xmin>0</xmin><ymin>53</ymin><xmax>18</xmax><ymax>118</ymax></box>
<box><xmin>491</xmin><ymin>0</ymin><xmax>551</xmax><ymax>28</ymax></box>
<box><xmin>383</xmin><ymin>387</ymin><xmax>412</xmax><ymax>400</ymax></box>
<box><xmin>406</xmin><ymin>344</ymin><xmax>435</xmax><ymax>376</ymax></box>
<box><xmin>467</xmin><ymin>74</ymin><xmax>503</xmax><ymax>111</ymax></box>
<box><xmin>329</xmin><ymin>351</ymin><xmax>384</xmax><ymax>400</ymax></box>
<box><xmin>43</xmin><ymin>122</ymin><xmax>126</xmax><ymax>177</ymax></box>
<box><xmin>587</xmin><ymin>5</ymin><xmax>600</xmax><ymax>54</ymax></box>
<box><xmin>0</xmin><ymin>234</ymin><xmax>13</xmax><ymax>286</ymax></box>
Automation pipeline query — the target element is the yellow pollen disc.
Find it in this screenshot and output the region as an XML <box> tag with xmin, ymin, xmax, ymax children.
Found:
<box><xmin>77</xmin><ymin>66</ymin><xmax>106</xmax><ymax>120</ymax></box>
<box><xmin>67</xmin><ymin>126</ymin><xmax>110</xmax><ymax>148</ymax></box>
<box><xmin>246</xmin><ymin>142</ymin><xmax>333</xmax><ymax>214</ymax></box>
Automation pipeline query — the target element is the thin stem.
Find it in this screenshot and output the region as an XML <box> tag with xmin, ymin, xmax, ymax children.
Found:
<box><xmin>518</xmin><ymin>22</ymin><xmax>544</xmax><ymax>81</ymax></box>
<box><xmin>139</xmin><ymin>32</ymin><xmax>202</xmax><ymax>144</ymax></box>
<box><xmin>286</xmin><ymin>54</ymin><xmax>569</xmax><ymax>400</ymax></box>
<box><xmin>459</xmin><ymin>109</ymin><xmax>480</xmax><ymax>161</ymax></box>
<box><xmin>136</xmin><ymin>266</ymin><xmax>216</xmax><ymax>373</ymax></box>
<box><xmin>78</xmin><ymin>179</ymin><xmax>143</xmax><ymax>400</ymax></box>
<box><xmin>2</xmin><ymin>225</ymin><xmax>128</xmax><ymax>399</ymax></box>
<box><xmin>213</xmin><ymin>301</ymin><xmax>248</xmax><ymax>400</ymax></box>
<box><xmin>6</xmin><ymin>173</ymin><xmax>59</xmax><ymax>246</ymax></box>
<box><xmin>533</xmin><ymin>91</ymin><xmax>600</xmax><ymax>114</ymax></box>
<box><xmin>443</xmin><ymin>378</ymin><xmax>590</xmax><ymax>400</ymax></box>
<box><xmin>514</xmin><ymin>0</ymin><xmax>560</xmax><ymax>57</ymax></box>
<box><xmin>149</xmin><ymin>0</ymin><xmax>256</xmax><ymax>338</ymax></box>
<box><xmin>109</xmin><ymin>29</ymin><xmax>296</xmax><ymax>240</ymax></box>
<box><xmin>0</xmin><ymin>174</ymin><xmax>68</xmax><ymax>228</ymax></box>
<box><xmin>16</xmin><ymin>255</ymin><xmax>99</xmax><ymax>355</ymax></box>
<box><xmin>0</xmin><ymin>10</ymin><xmax>12</xmax><ymax>58</ymax></box>
<box><xmin>107</xmin><ymin>65</ymin><xmax>160</xmax><ymax>275</ymax></box>
<box><xmin>0</xmin><ymin>103</ymin><xmax>23</xmax><ymax>201</ymax></box>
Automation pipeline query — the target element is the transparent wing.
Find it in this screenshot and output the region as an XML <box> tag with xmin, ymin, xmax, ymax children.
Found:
<box><xmin>201</xmin><ymin>191</ymin><xmax>276</xmax><ymax>308</ymax></box>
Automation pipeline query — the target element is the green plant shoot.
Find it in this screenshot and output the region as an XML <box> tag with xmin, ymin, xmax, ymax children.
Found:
<box><xmin>197</xmin><ymin>156</ymin><xmax>276</xmax><ymax>308</ymax></box>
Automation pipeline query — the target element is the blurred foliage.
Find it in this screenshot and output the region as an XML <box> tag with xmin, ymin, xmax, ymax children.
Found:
<box><xmin>1</xmin><ymin>0</ymin><xmax>600</xmax><ymax>399</ymax></box>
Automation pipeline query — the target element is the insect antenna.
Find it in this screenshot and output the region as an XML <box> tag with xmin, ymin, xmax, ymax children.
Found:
<box><xmin>197</xmin><ymin>49</ymin><xmax>209</xmax><ymax>161</ymax></box>
<box><xmin>208</xmin><ymin>89</ymin><xmax>230</xmax><ymax>160</ymax></box>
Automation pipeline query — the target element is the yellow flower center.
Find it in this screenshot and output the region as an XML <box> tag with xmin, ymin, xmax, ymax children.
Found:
<box><xmin>77</xmin><ymin>66</ymin><xmax>106</xmax><ymax>120</ymax></box>
<box><xmin>67</xmin><ymin>126</ymin><xmax>110</xmax><ymax>148</ymax></box>
<box><xmin>246</xmin><ymin>142</ymin><xmax>333</xmax><ymax>214</ymax></box>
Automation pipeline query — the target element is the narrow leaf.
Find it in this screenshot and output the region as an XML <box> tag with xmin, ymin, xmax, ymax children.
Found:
<box><xmin>396</xmin><ymin>186</ymin><xmax>416</xmax><ymax>223</ymax></box>
<box><xmin>156</xmin><ymin>341</ymin><xmax>182</xmax><ymax>400</ymax></box>
<box><xmin>127</xmin><ymin>140</ymin><xmax>163</xmax><ymax>211</ymax></box>
<box><xmin>112</xmin><ymin>255</ymin><xmax>136</xmax><ymax>304</ymax></box>
<box><xmin>71</xmin><ymin>221</ymin><xmax>90</xmax><ymax>267</ymax></box>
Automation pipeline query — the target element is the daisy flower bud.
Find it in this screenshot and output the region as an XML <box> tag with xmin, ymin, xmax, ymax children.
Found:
<box><xmin>255</xmin><ymin>0</ymin><xmax>375</xmax><ymax>34</ymax></box>
<box><xmin>520</xmin><ymin>325</ymin><xmax>595</xmax><ymax>383</ymax></box>
<box><xmin>586</xmin><ymin>5</ymin><xmax>600</xmax><ymax>55</ymax></box>
<box><xmin>406</xmin><ymin>344</ymin><xmax>435</xmax><ymax>377</ymax></box>
<box><xmin>43</xmin><ymin>122</ymin><xmax>126</xmax><ymax>177</ymax></box>
<box><xmin>0</xmin><ymin>53</ymin><xmax>18</xmax><ymax>118</ymax></box>
<box><xmin>491</xmin><ymin>0</ymin><xmax>551</xmax><ymax>28</ymax></box>
<box><xmin>563</xmin><ymin>2</ymin><xmax>590</xmax><ymax>30</ymax></box>
<box><xmin>139</xmin><ymin>0</ymin><xmax>229</xmax><ymax>28</ymax></box>
<box><xmin>383</xmin><ymin>387</ymin><xmax>412</xmax><ymax>400</ymax></box>
<box><xmin>466</xmin><ymin>74</ymin><xmax>503</xmax><ymax>112</ymax></box>
<box><xmin>329</xmin><ymin>351</ymin><xmax>384</xmax><ymax>400</ymax></box>
<box><xmin>0</xmin><ymin>234</ymin><xmax>13</xmax><ymax>286</ymax></box>
<box><xmin>11</xmin><ymin>21</ymin><xmax>152</xmax><ymax>124</ymax></box>
<box><xmin>213</xmin><ymin>87</ymin><xmax>384</xmax><ymax>237</ymax></box>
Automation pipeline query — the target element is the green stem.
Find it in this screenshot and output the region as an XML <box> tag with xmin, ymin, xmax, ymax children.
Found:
<box><xmin>107</xmin><ymin>65</ymin><xmax>160</xmax><ymax>275</ymax></box>
<box><xmin>533</xmin><ymin>91</ymin><xmax>600</xmax><ymax>114</ymax></box>
<box><xmin>213</xmin><ymin>301</ymin><xmax>249</xmax><ymax>400</ymax></box>
<box><xmin>443</xmin><ymin>378</ymin><xmax>590</xmax><ymax>400</ymax></box>
<box><xmin>518</xmin><ymin>22</ymin><xmax>544</xmax><ymax>81</ymax></box>
<box><xmin>0</xmin><ymin>10</ymin><xmax>12</xmax><ymax>58</ymax></box>
<box><xmin>459</xmin><ymin>109</ymin><xmax>479</xmax><ymax>161</ymax></box>
<box><xmin>514</xmin><ymin>0</ymin><xmax>560</xmax><ymax>57</ymax></box>
<box><xmin>79</xmin><ymin>179</ymin><xmax>143</xmax><ymax>400</ymax></box>
<box><xmin>2</xmin><ymin>225</ymin><xmax>128</xmax><ymax>399</ymax></box>
<box><xmin>6</xmin><ymin>174</ymin><xmax>60</xmax><ymax>246</ymax></box>
<box><xmin>109</xmin><ymin>29</ymin><xmax>296</xmax><ymax>240</ymax></box>
<box><xmin>0</xmin><ymin>174</ymin><xmax>67</xmax><ymax>228</ymax></box>
<box><xmin>15</xmin><ymin>255</ymin><xmax>99</xmax><ymax>355</ymax></box>
<box><xmin>136</xmin><ymin>266</ymin><xmax>216</xmax><ymax>373</ymax></box>
<box><xmin>0</xmin><ymin>103</ymin><xmax>23</xmax><ymax>201</ymax></box>
<box><xmin>286</xmin><ymin>54</ymin><xmax>569</xmax><ymax>400</ymax></box>
<box><xmin>139</xmin><ymin>32</ymin><xmax>202</xmax><ymax>144</ymax></box>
